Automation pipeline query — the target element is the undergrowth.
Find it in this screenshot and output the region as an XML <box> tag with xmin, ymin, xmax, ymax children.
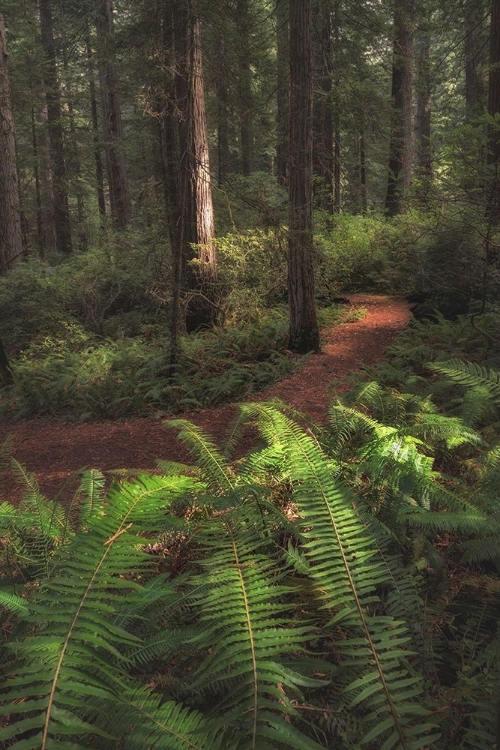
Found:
<box><xmin>2</xmin><ymin>321</ymin><xmax>500</xmax><ymax>746</ymax></box>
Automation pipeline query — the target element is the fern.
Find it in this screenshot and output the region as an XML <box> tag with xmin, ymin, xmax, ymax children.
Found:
<box><xmin>243</xmin><ymin>403</ymin><xmax>439</xmax><ymax>749</ymax></box>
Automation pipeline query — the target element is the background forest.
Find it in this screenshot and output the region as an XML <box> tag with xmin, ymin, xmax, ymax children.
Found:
<box><xmin>1</xmin><ymin>0</ymin><xmax>500</xmax><ymax>748</ymax></box>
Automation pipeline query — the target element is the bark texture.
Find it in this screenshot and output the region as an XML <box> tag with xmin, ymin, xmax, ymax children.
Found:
<box><xmin>276</xmin><ymin>0</ymin><xmax>289</xmax><ymax>185</ymax></box>
<box><xmin>415</xmin><ymin>22</ymin><xmax>432</xmax><ymax>183</ymax></box>
<box><xmin>96</xmin><ymin>0</ymin><xmax>131</xmax><ymax>230</ymax></box>
<box><xmin>175</xmin><ymin>0</ymin><xmax>217</xmax><ymax>332</ymax></box>
<box><xmin>487</xmin><ymin>0</ymin><xmax>500</xmax><ymax>225</ymax></box>
<box><xmin>86</xmin><ymin>30</ymin><xmax>106</xmax><ymax>218</ymax></box>
<box><xmin>39</xmin><ymin>0</ymin><xmax>72</xmax><ymax>253</ymax></box>
<box><xmin>465</xmin><ymin>0</ymin><xmax>486</xmax><ymax>121</ymax></box>
<box><xmin>0</xmin><ymin>15</ymin><xmax>23</xmax><ymax>274</ymax></box>
<box><xmin>288</xmin><ymin>0</ymin><xmax>319</xmax><ymax>354</ymax></box>
<box><xmin>236</xmin><ymin>0</ymin><xmax>254</xmax><ymax>175</ymax></box>
<box><xmin>385</xmin><ymin>0</ymin><xmax>414</xmax><ymax>216</ymax></box>
<box><xmin>313</xmin><ymin>0</ymin><xmax>334</xmax><ymax>211</ymax></box>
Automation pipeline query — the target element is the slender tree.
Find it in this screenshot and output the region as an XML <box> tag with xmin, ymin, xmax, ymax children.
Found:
<box><xmin>175</xmin><ymin>0</ymin><xmax>217</xmax><ymax>333</ymax></box>
<box><xmin>236</xmin><ymin>0</ymin><xmax>254</xmax><ymax>175</ymax></box>
<box><xmin>312</xmin><ymin>0</ymin><xmax>334</xmax><ymax>212</ymax></box>
<box><xmin>96</xmin><ymin>0</ymin><xmax>131</xmax><ymax>230</ymax></box>
<box><xmin>0</xmin><ymin>14</ymin><xmax>23</xmax><ymax>274</ymax></box>
<box><xmin>216</xmin><ymin>34</ymin><xmax>230</xmax><ymax>185</ymax></box>
<box><xmin>276</xmin><ymin>0</ymin><xmax>289</xmax><ymax>185</ymax></box>
<box><xmin>85</xmin><ymin>29</ymin><xmax>106</xmax><ymax>219</ymax></box>
<box><xmin>486</xmin><ymin>0</ymin><xmax>500</xmax><ymax>226</ymax></box>
<box><xmin>385</xmin><ymin>0</ymin><xmax>414</xmax><ymax>216</ymax></box>
<box><xmin>415</xmin><ymin>18</ymin><xmax>432</xmax><ymax>184</ymax></box>
<box><xmin>464</xmin><ymin>0</ymin><xmax>487</xmax><ymax>121</ymax></box>
<box><xmin>288</xmin><ymin>0</ymin><xmax>319</xmax><ymax>354</ymax></box>
<box><xmin>39</xmin><ymin>0</ymin><xmax>72</xmax><ymax>253</ymax></box>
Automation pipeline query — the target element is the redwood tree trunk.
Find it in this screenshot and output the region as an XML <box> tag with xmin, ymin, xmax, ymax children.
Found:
<box><xmin>236</xmin><ymin>0</ymin><xmax>254</xmax><ymax>175</ymax></box>
<box><xmin>175</xmin><ymin>0</ymin><xmax>217</xmax><ymax>332</ymax></box>
<box><xmin>276</xmin><ymin>0</ymin><xmax>289</xmax><ymax>186</ymax></box>
<box><xmin>415</xmin><ymin>21</ymin><xmax>432</xmax><ymax>183</ymax></box>
<box><xmin>0</xmin><ymin>15</ymin><xmax>23</xmax><ymax>274</ymax></box>
<box><xmin>39</xmin><ymin>0</ymin><xmax>72</xmax><ymax>253</ymax></box>
<box><xmin>313</xmin><ymin>0</ymin><xmax>334</xmax><ymax>212</ymax></box>
<box><xmin>216</xmin><ymin>35</ymin><xmax>230</xmax><ymax>186</ymax></box>
<box><xmin>385</xmin><ymin>0</ymin><xmax>414</xmax><ymax>216</ymax></box>
<box><xmin>96</xmin><ymin>0</ymin><xmax>131</xmax><ymax>230</ymax></box>
<box><xmin>86</xmin><ymin>29</ymin><xmax>106</xmax><ymax>218</ymax></box>
<box><xmin>486</xmin><ymin>0</ymin><xmax>500</xmax><ymax>226</ymax></box>
<box><xmin>465</xmin><ymin>0</ymin><xmax>486</xmax><ymax>121</ymax></box>
<box><xmin>288</xmin><ymin>0</ymin><xmax>319</xmax><ymax>354</ymax></box>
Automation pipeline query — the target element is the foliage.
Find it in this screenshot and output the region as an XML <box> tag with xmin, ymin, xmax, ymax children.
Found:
<box><xmin>2</xmin><ymin>371</ymin><xmax>500</xmax><ymax>746</ymax></box>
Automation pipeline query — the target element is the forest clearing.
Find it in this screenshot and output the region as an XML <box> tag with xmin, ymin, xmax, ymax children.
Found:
<box><xmin>1</xmin><ymin>0</ymin><xmax>500</xmax><ymax>747</ymax></box>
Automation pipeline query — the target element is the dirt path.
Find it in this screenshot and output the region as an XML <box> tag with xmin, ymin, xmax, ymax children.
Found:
<box><xmin>1</xmin><ymin>295</ymin><xmax>410</xmax><ymax>500</ymax></box>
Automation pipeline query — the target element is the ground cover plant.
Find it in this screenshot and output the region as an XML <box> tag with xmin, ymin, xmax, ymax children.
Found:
<box><xmin>2</xmin><ymin>327</ymin><xmax>500</xmax><ymax>747</ymax></box>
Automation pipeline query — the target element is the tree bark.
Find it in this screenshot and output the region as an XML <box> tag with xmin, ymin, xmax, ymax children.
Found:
<box><xmin>359</xmin><ymin>124</ymin><xmax>367</xmax><ymax>213</ymax></box>
<box><xmin>333</xmin><ymin>0</ymin><xmax>341</xmax><ymax>213</ymax></box>
<box><xmin>85</xmin><ymin>29</ymin><xmax>106</xmax><ymax>218</ymax></box>
<box><xmin>465</xmin><ymin>0</ymin><xmax>486</xmax><ymax>121</ymax></box>
<box><xmin>96</xmin><ymin>0</ymin><xmax>131</xmax><ymax>230</ymax></box>
<box><xmin>276</xmin><ymin>0</ymin><xmax>289</xmax><ymax>186</ymax></box>
<box><xmin>38</xmin><ymin>0</ymin><xmax>72</xmax><ymax>253</ymax></box>
<box><xmin>236</xmin><ymin>0</ymin><xmax>254</xmax><ymax>175</ymax></box>
<box><xmin>60</xmin><ymin>0</ymin><xmax>87</xmax><ymax>250</ymax></box>
<box><xmin>288</xmin><ymin>0</ymin><xmax>319</xmax><ymax>354</ymax></box>
<box><xmin>0</xmin><ymin>336</ymin><xmax>13</xmax><ymax>386</ymax></box>
<box><xmin>313</xmin><ymin>0</ymin><xmax>334</xmax><ymax>211</ymax></box>
<box><xmin>415</xmin><ymin>21</ymin><xmax>432</xmax><ymax>183</ymax></box>
<box><xmin>0</xmin><ymin>14</ymin><xmax>23</xmax><ymax>274</ymax></box>
<box><xmin>30</xmin><ymin>103</ymin><xmax>45</xmax><ymax>259</ymax></box>
<box><xmin>385</xmin><ymin>0</ymin><xmax>414</xmax><ymax>216</ymax></box>
<box><xmin>486</xmin><ymin>0</ymin><xmax>500</xmax><ymax>226</ymax></box>
<box><xmin>175</xmin><ymin>0</ymin><xmax>217</xmax><ymax>333</ymax></box>
<box><xmin>216</xmin><ymin>35</ymin><xmax>230</xmax><ymax>186</ymax></box>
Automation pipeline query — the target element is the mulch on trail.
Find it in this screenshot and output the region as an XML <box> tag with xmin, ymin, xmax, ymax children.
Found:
<box><xmin>0</xmin><ymin>295</ymin><xmax>410</xmax><ymax>501</ymax></box>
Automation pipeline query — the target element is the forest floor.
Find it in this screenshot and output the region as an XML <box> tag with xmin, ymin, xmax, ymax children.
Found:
<box><xmin>1</xmin><ymin>294</ymin><xmax>410</xmax><ymax>501</ymax></box>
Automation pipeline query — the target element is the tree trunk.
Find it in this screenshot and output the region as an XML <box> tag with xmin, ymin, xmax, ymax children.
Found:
<box><xmin>313</xmin><ymin>0</ymin><xmax>334</xmax><ymax>211</ymax></box>
<box><xmin>276</xmin><ymin>0</ymin><xmax>289</xmax><ymax>186</ymax></box>
<box><xmin>415</xmin><ymin>21</ymin><xmax>432</xmax><ymax>184</ymax></box>
<box><xmin>333</xmin><ymin>0</ymin><xmax>341</xmax><ymax>213</ymax></box>
<box><xmin>85</xmin><ymin>30</ymin><xmax>106</xmax><ymax>219</ymax></box>
<box><xmin>0</xmin><ymin>336</ymin><xmax>13</xmax><ymax>386</ymax></box>
<box><xmin>216</xmin><ymin>35</ymin><xmax>230</xmax><ymax>186</ymax></box>
<box><xmin>385</xmin><ymin>0</ymin><xmax>414</xmax><ymax>216</ymax></box>
<box><xmin>96</xmin><ymin>0</ymin><xmax>131</xmax><ymax>230</ymax></box>
<box><xmin>0</xmin><ymin>15</ymin><xmax>23</xmax><ymax>274</ymax></box>
<box><xmin>359</xmin><ymin>124</ymin><xmax>367</xmax><ymax>213</ymax></box>
<box><xmin>38</xmin><ymin>0</ymin><xmax>72</xmax><ymax>253</ymax></box>
<box><xmin>465</xmin><ymin>0</ymin><xmax>486</xmax><ymax>121</ymax></box>
<box><xmin>175</xmin><ymin>0</ymin><xmax>217</xmax><ymax>333</ymax></box>
<box><xmin>30</xmin><ymin>104</ymin><xmax>45</xmax><ymax>259</ymax></box>
<box><xmin>486</xmin><ymin>0</ymin><xmax>500</xmax><ymax>226</ymax></box>
<box><xmin>288</xmin><ymin>0</ymin><xmax>319</xmax><ymax>354</ymax></box>
<box><xmin>236</xmin><ymin>0</ymin><xmax>254</xmax><ymax>175</ymax></box>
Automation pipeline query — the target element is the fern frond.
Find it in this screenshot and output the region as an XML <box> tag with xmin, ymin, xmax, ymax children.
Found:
<box><xmin>0</xmin><ymin>590</ymin><xmax>29</xmax><ymax>618</ymax></box>
<box><xmin>243</xmin><ymin>403</ymin><xmax>439</xmax><ymax>750</ymax></box>
<box><xmin>428</xmin><ymin>360</ymin><xmax>500</xmax><ymax>403</ymax></box>
<box><xmin>167</xmin><ymin>420</ymin><xmax>235</xmax><ymax>493</ymax></box>
<box><xmin>0</xmin><ymin>474</ymin><xmax>194</xmax><ymax>749</ymax></box>
<box><xmin>188</xmin><ymin>508</ymin><xmax>326</xmax><ymax>750</ymax></box>
<box><xmin>78</xmin><ymin>468</ymin><xmax>106</xmax><ymax>527</ymax></box>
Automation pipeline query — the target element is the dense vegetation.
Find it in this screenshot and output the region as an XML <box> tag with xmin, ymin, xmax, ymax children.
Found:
<box><xmin>1</xmin><ymin>0</ymin><xmax>500</xmax><ymax>746</ymax></box>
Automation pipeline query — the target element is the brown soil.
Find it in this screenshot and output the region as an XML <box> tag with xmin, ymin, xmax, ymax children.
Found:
<box><xmin>0</xmin><ymin>295</ymin><xmax>410</xmax><ymax>501</ymax></box>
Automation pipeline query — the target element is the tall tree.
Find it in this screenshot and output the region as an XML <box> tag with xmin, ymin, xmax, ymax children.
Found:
<box><xmin>385</xmin><ymin>0</ymin><xmax>414</xmax><ymax>216</ymax></box>
<box><xmin>236</xmin><ymin>0</ymin><xmax>254</xmax><ymax>175</ymax></box>
<box><xmin>276</xmin><ymin>0</ymin><xmax>289</xmax><ymax>185</ymax></box>
<box><xmin>96</xmin><ymin>0</ymin><xmax>131</xmax><ymax>230</ymax></box>
<box><xmin>288</xmin><ymin>0</ymin><xmax>319</xmax><ymax>354</ymax></box>
<box><xmin>312</xmin><ymin>0</ymin><xmax>334</xmax><ymax>211</ymax></box>
<box><xmin>86</xmin><ymin>29</ymin><xmax>106</xmax><ymax>219</ymax></box>
<box><xmin>415</xmin><ymin>17</ymin><xmax>432</xmax><ymax>184</ymax></box>
<box><xmin>486</xmin><ymin>0</ymin><xmax>500</xmax><ymax>226</ymax></box>
<box><xmin>464</xmin><ymin>0</ymin><xmax>487</xmax><ymax>121</ymax></box>
<box><xmin>39</xmin><ymin>0</ymin><xmax>72</xmax><ymax>253</ymax></box>
<box><xmin>175</xmin><ymin>0</ymin><xmax>217</xmax><ymax>333</ymax></box>
<box><xmin>0</xmin><ymin>14</ymin><xmax>23</xmax><ymax>274</ymax></box>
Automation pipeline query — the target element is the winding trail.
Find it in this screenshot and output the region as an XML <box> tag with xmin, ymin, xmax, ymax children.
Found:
<box><xmin>1</xmin><ymin>295</ymin><xmax>410</xmax><ymax>500</ymax></box>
